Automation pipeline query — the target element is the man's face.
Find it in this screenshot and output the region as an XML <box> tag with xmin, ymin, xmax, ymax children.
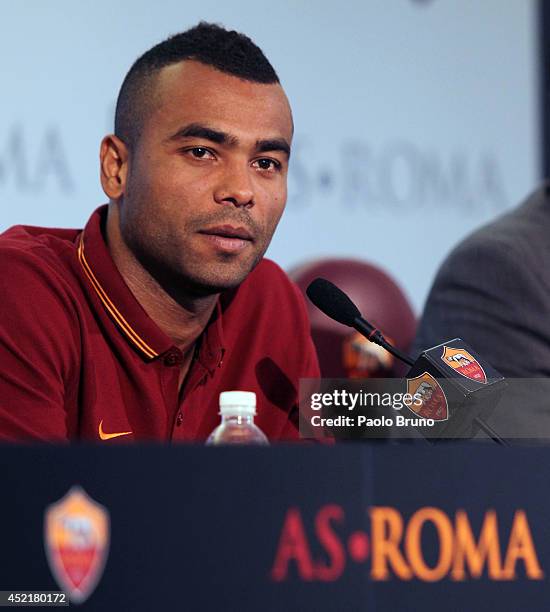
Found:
<box><xmin>118</xmin><ymin>60</ymin><xmax>292</xmax><ymax>295</ymax></box>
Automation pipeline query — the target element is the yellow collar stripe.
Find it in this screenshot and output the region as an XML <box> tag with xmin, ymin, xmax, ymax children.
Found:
<box><xmin>77</xmin><ymin>237</ymin><xmax>158</xmax><ymax>359</ymax></box>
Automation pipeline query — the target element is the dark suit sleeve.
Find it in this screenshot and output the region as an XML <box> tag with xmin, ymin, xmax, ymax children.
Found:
<box><xmin>413</xmin><ymin>236</ymin><xmax>550</xmax><ymax>378</ymax></box>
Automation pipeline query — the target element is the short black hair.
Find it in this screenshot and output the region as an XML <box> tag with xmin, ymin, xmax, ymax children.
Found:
<box><xmin>114</xmin><ymin>22</ymin><xmax>280</xmax><ymax>146</ymax></box>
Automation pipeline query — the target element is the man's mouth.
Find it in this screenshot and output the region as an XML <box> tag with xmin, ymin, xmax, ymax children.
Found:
<box><xmin>198</xmin><ymin>225</ymin><xmax>254</xmax><ymax>253</ymax></box>
<box><xmin>199</xmin><ymin>225</ymin><xmax>254</xmax><ymax>241</ymax></box>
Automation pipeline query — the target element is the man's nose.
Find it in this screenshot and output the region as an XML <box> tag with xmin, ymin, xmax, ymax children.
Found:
<box><xmin>213</xmin><ymin>162</ymin><xmax>255</xmax><ymax>208</ymax></box>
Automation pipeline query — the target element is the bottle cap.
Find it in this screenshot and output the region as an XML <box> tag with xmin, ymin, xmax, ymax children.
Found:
<box><xmin>219</xmin><ymin>391</ymin><xmax>257</xmax><ymax>416</ymax></box>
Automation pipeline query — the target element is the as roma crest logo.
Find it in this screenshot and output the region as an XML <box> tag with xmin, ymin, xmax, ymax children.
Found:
<box><xmin>406</xmin><ymin>372</ymin><xmax>448</xmax><ymax>421</ymax></box>
<box><xmin>44</xmin><ymin>486</ymin><xmax>110</xmax><ymax>603</ymax></box>
<box><xmin>441</xmin><ymin>346</ymin><xmax>487</xmax><ymax>384</ymax></box>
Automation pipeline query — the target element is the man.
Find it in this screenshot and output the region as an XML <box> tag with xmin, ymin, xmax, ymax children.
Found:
<box><xmin>414</xmin><ymin>185</ymin><xmax>550</xmax><ymax>377</ymax></box>
<box><xmin>0</xmin><ymin>23</ymin><xmax>319</xmax><ymax>441</ymax></box>
<box><xmin>414</xmin><ymin>185</ymin><xmax>550</xmax><ymax>440</ymax></box>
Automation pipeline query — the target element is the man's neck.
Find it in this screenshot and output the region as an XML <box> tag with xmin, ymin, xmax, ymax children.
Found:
<box><xmin>105</xmin><ymin>204</ymin><xmax>217</xmax><ymax>351</ymax></box>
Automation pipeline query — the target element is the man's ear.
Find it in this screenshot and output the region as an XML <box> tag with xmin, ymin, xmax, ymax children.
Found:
<box><xmin>100</xmin><ymin>135</ymin><xmax>129</xmax><ymax>199</ymax></box>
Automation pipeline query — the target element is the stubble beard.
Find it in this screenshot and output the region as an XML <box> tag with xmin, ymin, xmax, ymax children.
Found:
<box><xmin>124</xmin><ymin>219</ymin><xmax>271</xmax><ymax>301</ymax></box>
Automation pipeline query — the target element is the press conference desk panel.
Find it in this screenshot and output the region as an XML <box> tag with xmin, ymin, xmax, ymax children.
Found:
<box><xmin>1</xmin><ymin>444</ymin><xmax>548</xmax><ymax>611</ymax></box>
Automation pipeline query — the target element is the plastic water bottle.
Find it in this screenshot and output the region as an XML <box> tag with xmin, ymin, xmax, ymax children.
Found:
<box><xmin>206</xmin><ymin>391</ymin><xmax>269</xmax><ymax>445</ymax></box>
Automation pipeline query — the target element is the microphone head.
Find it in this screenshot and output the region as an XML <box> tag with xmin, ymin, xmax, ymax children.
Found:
<box><xmin>306</xmin><ymin>277</ymin><xmax>361</xmax><ymax>327</ymax></box>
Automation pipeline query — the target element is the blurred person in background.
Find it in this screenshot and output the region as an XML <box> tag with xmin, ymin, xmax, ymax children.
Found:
<box><xmin>415</xmin><ymin>184</ymin><xmax>550</xmax><ymax>378</ymax></box>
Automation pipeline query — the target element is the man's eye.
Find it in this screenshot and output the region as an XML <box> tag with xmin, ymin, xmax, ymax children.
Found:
<box><xmin>254</xmin><ymin>158</ymin><xmax>281</xmax><ymax>172</ymax></box>
<box><xmin>186</xmin><ymin>147</ymin><xmax>214</xmax><ymax>159</ymax></box>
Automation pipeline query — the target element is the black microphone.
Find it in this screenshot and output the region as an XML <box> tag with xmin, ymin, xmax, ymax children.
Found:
<box><xmin>306</xmin><ymin>278</ymin><xmax>414</xmax><ymax>367</ymax></box>
<box><xmin>306</xmin><ymin>277</ymin><xmax>508</xmax><ymax>445</ymax></box>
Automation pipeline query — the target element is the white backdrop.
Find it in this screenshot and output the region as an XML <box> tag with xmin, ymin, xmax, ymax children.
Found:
<box><xmin>0</xmin><ymin>0</ymin><xmax>540</xmax><ymax>310</ymax></box>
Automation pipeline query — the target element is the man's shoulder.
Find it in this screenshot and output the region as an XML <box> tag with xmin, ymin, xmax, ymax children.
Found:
<box><xmin>0</xmin><ymin>225</ymin><xmax>82</xmax><ymax>255</ymax></box>
<box><xmin>0</xmin><ymin>223</ymin><xmax>80</xmax><ymax>257</ymax></box>
<box><xmin>452</xmin><ymin>185</ymin><xmax>550</xmax><ymax>262</ymax></box>
<box><xmin>0</xmin><ymin>223</ymin><xmax>81</xmax><ymax>291</ymax></box>
<box><xmin>439</xmin><ymin>185</ymin><xmax>550</xmax><ymax>276</ymax></box>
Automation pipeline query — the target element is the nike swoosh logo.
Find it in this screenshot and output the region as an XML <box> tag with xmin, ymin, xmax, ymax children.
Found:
<box><xmin>98</xmin><ymin>419</ymin><xmax>133</xmax><ymax>440</ymax></box>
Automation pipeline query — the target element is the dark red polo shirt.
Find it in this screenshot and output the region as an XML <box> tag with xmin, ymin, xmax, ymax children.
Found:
<box><xmin>0</xmin><ymin>206</ymin><xmax>319</xmax><ymax>442</ymax></box>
